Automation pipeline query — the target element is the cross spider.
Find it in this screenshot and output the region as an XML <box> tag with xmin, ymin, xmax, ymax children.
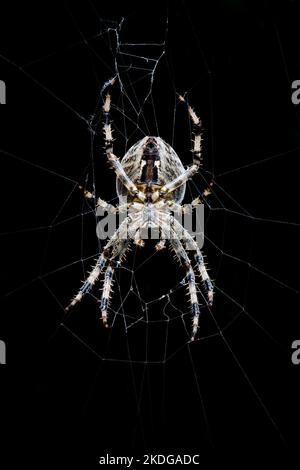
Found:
<box><xmin>66</xmin><ymin>80</ymin><xmax>214</xmax><ymax>341</ymax></box>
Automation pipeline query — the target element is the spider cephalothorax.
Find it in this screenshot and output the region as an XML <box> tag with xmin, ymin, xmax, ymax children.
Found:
<box><xmin>66</xmin><ymin>82</ymin><xmax>213</xmax><ymax>341</ymax></box>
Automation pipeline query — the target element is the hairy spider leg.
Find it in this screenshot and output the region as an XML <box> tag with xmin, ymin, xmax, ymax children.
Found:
<box><xmin>102</xmin><ymin>90</ymin><xmax>145</xmax><ymax>202</ymax></box>
<box><xmin>178</xmin><ymin>94</ymin><xmax>203</xmax><ymax>166</ymax></box>
<box><xmin>100</xmin><ymin>265</ymin><xmax>114</xmax><ymax>326</ymax></box>
<box><xmin>167</xmin><ymin>234</ymin><xmax>201</xmax><ymax>341</ymax></box>
<box><xmin>65</xmin><ymin>254</ymin><xmax>106</xmax><ymax>311</ymax></box>
<box><xmin>99</xmin><ymin>213</ymin><xmax>145</xmax><ymax>326</ymax></box>
<box><xmin>171</xmin><ymin>217</ymin><xmax>214</xmax><ymax>306</ymax></box>
<box><xmin>66</xmin><ymin>217</ymin><xmax>131</xmax><ymax>312</ymax></box>
<box><xmin>151</xmin><ymin>99</ymin><xmax>203</xmax><ymax>202</ymax></box>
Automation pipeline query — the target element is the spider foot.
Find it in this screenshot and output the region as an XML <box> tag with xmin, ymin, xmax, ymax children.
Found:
<box><xmin>203</xmin><ymin>182</ymin><xmax>213</xmax><ymax>197</ymax></box>
<box><xmin>191</xmin><ymin>304</ymin><xmax>200</xmax><ymax>341</ymax></box>
<box><xmin>101</xmin><ymin>312</ymin><xmax>109</xmax><ymax>327</ymax></box>
<box><xmin>203</xmin><ymin>279</ymin><xmax>214</xmax><ymax>306</ymax></box>
<box><xmin>79</xmin><ymin>186</ymin><xmax>95</xmax><ymax>200</ymax></box>
<box><xmin>155</xmin><ymin>240</ymin><xmax>166</xmax><ymax>251</ymax></box>
<box><xmin>177</xmin><ymin>93</ymin><xmax>187</xmax><ymax>103</ymax></box>
<box><xmin>191</xmin><ymin>321</ymin><xmax>199</xmax><ymax>342</ymax></box>
<box><xmin>191</xmin><ymin>196</ymin><xmax>202</xmax><ymax>207</ymax></box>
<box><xmin>65</xmin><ymin>292</ymin><xmax>83</xmax><ymax>312</ymax></box>
<box><xmin>134</xmin><ymin>239</ymin><xmax>145</xmax><ymax>248</ymax></box>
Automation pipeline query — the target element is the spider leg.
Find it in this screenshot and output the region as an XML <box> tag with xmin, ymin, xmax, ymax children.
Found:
<box><xmin>79</xmin><ymin>186</ymin><xmax>95</xmax><ymax>201</ymax></box>
<box><xmin>172</xmin><ymin>217</ymin><xmax>214</xmax><ymax>306</ymax></box>
<box><xmin>167</xmin><ymin>197</ymin><xmax>204</xmax><ymax>215</ymax></box>
<box><xmin>65</xmin><ymin>254</ymin><xmax>106</xmax><ymax>311</ymax></box>
<box><xmin>100</xmin><ymin>215</ymin><xmax>142</xmax><ymax>325</ymax></box>
<box><xmin>186</xmin><ymin>266</ymin><xmax>201</xmax><ymax>341</ymax></box>
<box><xmin>102</xmin><ymin>88</ymin><xmax>145</xmax><ymax>203</ymax></box>
<box><xmin>159</xmin><ymin>221</ymin><xmax>200</xmax><ymax>340</ymax></box>
<box><xmin>178</xmin><ymin>94</ymin><xmax>203</xmax><ymax>166</ymax></box>
<box><xmin>194</xmin><ymin>251</ymin><xmax>214</xmax><ymax>306</ymax></box>
<box><xmin>155</xmin><ymin>239</ymin><xmax>166</xmax><ymax>251</ymax></box>
<box><xmin>65</xmin><ymin>216</ymin><xmax>132</xmax><ymax>311</ymax></box>
<box><xmin>96</xmin><ymin>198</ymin><xmax>117</xmax><ymax>213</ymax></box>
<box><xmin>167</xmin><ymin>235</ymin><xmax>201</xmax><ymax>341</ymax></box>
<box><xmin>97</xmin><ymin>198</ymin><xmax>134</xmax><ymax>215</ymax></box>
<box><xmin>100</xmin><ymin>264</ymin><xmax>115</xmax><ymax>326</ymax></box>
<box><xmin>152</xmin><ymin>171</ymin><xmax>213</xmax><ymax>203</ymax></box>
<box><xmin>152</xmin><ymin>96</ymin><xmax>204</xmax><ymax>202</ymax></box>
<box><xmin>78</xmin><ymin>184</ymin><xmax>118</xmax><ymax>219</ymax></box>
<box><xmin>152</xmin><ymin>165</ymin><xmax>198</xmax><ymax>202</ymax></box>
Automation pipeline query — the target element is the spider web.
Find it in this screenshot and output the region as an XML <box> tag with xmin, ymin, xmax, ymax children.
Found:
<box><xmin>1</xmin><ymin>0</ymin><xmax>300</xmax><ymax>456</ymax></box>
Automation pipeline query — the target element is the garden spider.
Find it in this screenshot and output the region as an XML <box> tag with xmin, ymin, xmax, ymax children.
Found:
<box><xmin>66</xmin><ymin>79</ymin><xmax>214</xmax><ymax>341</ymax></box>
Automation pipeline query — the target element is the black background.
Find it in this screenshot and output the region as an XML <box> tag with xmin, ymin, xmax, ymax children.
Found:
<box><xmin>1</xmin><ymin>0</ymin><xmax>300</xmax><ymax>467</ymax></box>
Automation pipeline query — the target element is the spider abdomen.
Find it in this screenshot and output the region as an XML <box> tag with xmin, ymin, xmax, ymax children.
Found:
<box><xmin>116</xmin><ymin>136</ymin><xmax>186</xmax><ymax>204</ymax></box>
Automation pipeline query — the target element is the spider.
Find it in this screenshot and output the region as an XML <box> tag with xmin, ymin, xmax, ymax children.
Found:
<box><xmin>66</xmin><ymin>80</ymin><xmax>214</xmax><ymax>341</ymax></box>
